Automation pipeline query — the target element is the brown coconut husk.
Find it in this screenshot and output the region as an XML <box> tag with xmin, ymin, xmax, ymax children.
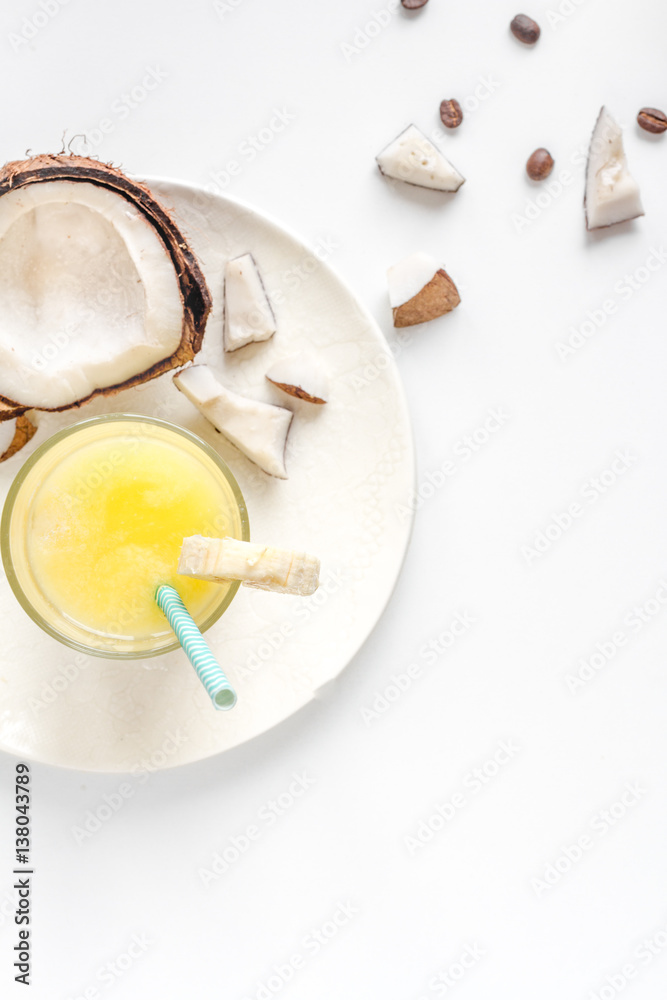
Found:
<box><xmin>0</xmin><ymin>414</ymin><xmax>37</xmax><ymax>462</ymax></box>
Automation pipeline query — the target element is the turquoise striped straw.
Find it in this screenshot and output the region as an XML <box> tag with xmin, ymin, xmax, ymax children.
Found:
<box><xmin>155</xmin><ymin>585</ymin><xmax>237</xmax><ymax>711</ymax></box>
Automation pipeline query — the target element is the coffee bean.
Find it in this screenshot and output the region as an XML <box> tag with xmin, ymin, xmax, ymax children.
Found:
<box><xmin>526</xmin><ymin>148</ymin><xmax>554</xmax><ymax>181</ymax></box>
<box><xmin>440</xmin><ymin>99</ymin><xmax>463</xmax><ymax>129</ymax></box>
<box><xmin>401</xmin><ymin>0</ymin><xmax>429</xmax><ymax>8</ymax></box>
<box><xmin>637</xmin><ymin>107</ymin><xmax>667</xmax><ymax>134</ymax></box>
<box><xmin>510</xmin><ymin>14</ymin><xmax>540</xmax><ymax>44</ymax></box>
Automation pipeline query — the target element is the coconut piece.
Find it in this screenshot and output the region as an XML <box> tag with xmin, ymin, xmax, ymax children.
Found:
<box><xmin>174</xmin><ymin>365</ymin><xmax>293</xmax><ymax>479</ymax></box>
<box><xmin>266</xmin><ymin>353</ymin><xmax>329</xmax><ymax>404</ymax></box>
<box><xmin>179</xmin><ymin>536</ymin><xmax>320</xmax><ymax>596</ymax></box>
<box><xmin>388</xmin><ymin>252</ymin><xmax>460</xmax><ymax>327</ymax></box>
<box><xmin>0</xmin><ymin>415</ymin><xmax>37</xmax><ymax>462</ymax></box>
<box><xmin>0</xmin><ymin>420</ymin><xmax>16</xmax><ymax>456</ymax></box>
<box><xmin>0</xmin><ymin>154</ymin><xmax>211</xmax><ymax>416</ymax></box>
<box><xmin>223</xmin><ymin>253</ymin><xmax>276</xmax><ymax>352</ymax></box>
<box><xmin>376</xmin><ymin>125</ymin><xmax>465</xmax><ymax>192</ymax></box>
<box><xmin>585</xmin><ymin>108</ymin><xmax>644</xmax><ymax>230</ymax></box>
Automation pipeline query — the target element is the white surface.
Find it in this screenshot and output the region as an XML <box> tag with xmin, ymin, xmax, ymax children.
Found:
<box><xmin>0</xmin><ymin>178</ymin><xmax>414</xmax><ymax>770</ymax></box>
<box><xmin>387</xmin><ymin>251</ymin><xmax>439</xmax><ymax>308</ymax></box>
<box><xmin>1</xmin><ymin>0</ymin><xmax>667</xmax><ymax>998</ymax></box>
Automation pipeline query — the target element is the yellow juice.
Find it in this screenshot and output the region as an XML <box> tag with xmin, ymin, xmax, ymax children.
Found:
<box><xmin>2</xmin><ymin>416</ymin><xmax>248</xmax><ymax>657</ymax></box>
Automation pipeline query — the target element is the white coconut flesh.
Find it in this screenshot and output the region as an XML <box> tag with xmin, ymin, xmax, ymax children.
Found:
<box><xmin>0</xmin><ymin>419</ymin><xmax>16</xmax><ymax>454</ymax></box>
<box><xmin>0</xmin><ymin>180</ymin><xmax>183</xmax><ymax>409</ymax></box>
<box><xmin>224</xmin><ymin>253</ymin><xmax>276</xmax><ymax>352</ymax></box>
<box><xmin>376</xmin><ymin>125</ymin><xmax>465</xmax><ymax>192</ymax></box>
<box><xmin>174</xmin><ymin>365</ymin><xmax>293</xmax><ymax>479</ymax></box>
<box><xmin>387</xmin><ymin>252</ymin><xmax>439</xmax><ymax>308</ymax></box>
<box><xmin>585</xmin><ymin>108</ymin><xmax>644</xmax><ymax>230</ymax></box>
<box><xmin>265</xmin><ymin>353</ymin><xmax>329</xmax><ymax>404</ymax></box>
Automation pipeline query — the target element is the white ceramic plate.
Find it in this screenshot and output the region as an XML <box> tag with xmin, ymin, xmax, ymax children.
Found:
<box><xmin>0</xmin><ymin>179</ymin><xmax>415</xmax><ymax>772</ymax></box>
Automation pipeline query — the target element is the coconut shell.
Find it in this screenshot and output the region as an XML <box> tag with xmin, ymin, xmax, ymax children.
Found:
<box><xmin>266</xmin><ymin>378</ymin><xmax>327</xmax><ymax>404</ymax></box>
<box><xmin>0</xmin><ymin>400</ymin><xmax>20</xmax><ymax>423</ymax></box>
<box><xmin>392</xmin><ymin>269</ymin><xmax>461</xmax><ymax>327</ymax></box>
<box><xmin>0</xmin><ymin>154</ymin><xmax>212</xmax><ymax>414</ymax></box>
<box><xmin>0</xmin><ymin>414</ymin><xmax>37</xmax><ymax>462</ymax></box>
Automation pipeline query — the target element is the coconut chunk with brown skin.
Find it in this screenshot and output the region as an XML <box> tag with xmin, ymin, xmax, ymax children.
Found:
<box><xmin>266</xmin><ymin>353</ymin><xmax>329</xmax><ymax>404</ymax></box>
<box><xmin>388</xmin><ymin>252</ymin><xmax>460</xmax><ymax>327</ymax></box>
<box><xmin>585</xmin><ymin>107</ymin><xmax>644</xmax><ymax>230</ymax></box>
<box><xmin>376</xmin><ymin>125</ymin><xmax>465</xmax><ymax>192</ymax></box>
<box><xmin>174</xmin><ymin>365</ymin><xmax>293</xmax><ymax>479</ymax></box>
<box><xmin>0</xmin><ymin>418</ymin><xmax>17</xmax><ymax>457</ymax></box>
<box><xmin>0</xmin><ymin>154</ymin><xmax>211</xmax><ymax>416</ymax></box>
<box><xmin>223</xmin><ymin>253</ymin><xmax>276</xmax><ymax>352</ymax></box>
<box><xmin>0</xmin><ymin>414</ymin><xmax>37</xmax><ymax>462</ymax></box>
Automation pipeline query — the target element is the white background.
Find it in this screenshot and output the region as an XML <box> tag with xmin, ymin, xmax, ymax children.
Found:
<box><xmin>2</xmin><ymin>0</ymin><xmax>667</xmax><ymax>997</ymax></box>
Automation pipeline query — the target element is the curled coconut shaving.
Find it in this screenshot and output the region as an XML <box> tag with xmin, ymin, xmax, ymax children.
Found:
<box><xmin>0</xmin><ymin>414</ymin><xmax>37</xmax><ymax>462</ymax></box>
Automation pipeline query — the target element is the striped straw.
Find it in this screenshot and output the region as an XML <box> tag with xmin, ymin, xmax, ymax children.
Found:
<box><xmin>155</xmin><ymin>585</ymin><xmax>237</xmax><ymax>711</ymax></box>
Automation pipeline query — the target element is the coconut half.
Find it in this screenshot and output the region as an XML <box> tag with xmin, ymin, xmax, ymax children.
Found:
<box><xmin>376</xmin><ymin>125</ymin><xmax>465</xmax><ymax>192</ymax></box>
<box><xmin>0</xmin><ymin>154</ymin><xmax>211</xmax><ymax>418</ymax></box>
<box><xmin>585</xmin><ymin>108</ymin><xmax>644</xmax><ymax>230</ymax></box>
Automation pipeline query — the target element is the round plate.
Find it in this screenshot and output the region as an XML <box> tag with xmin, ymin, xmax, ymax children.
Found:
<box><xmin>0</xmin><ymin>179</ymin><xmax>415</xmax><ymax>771</ymax></box>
